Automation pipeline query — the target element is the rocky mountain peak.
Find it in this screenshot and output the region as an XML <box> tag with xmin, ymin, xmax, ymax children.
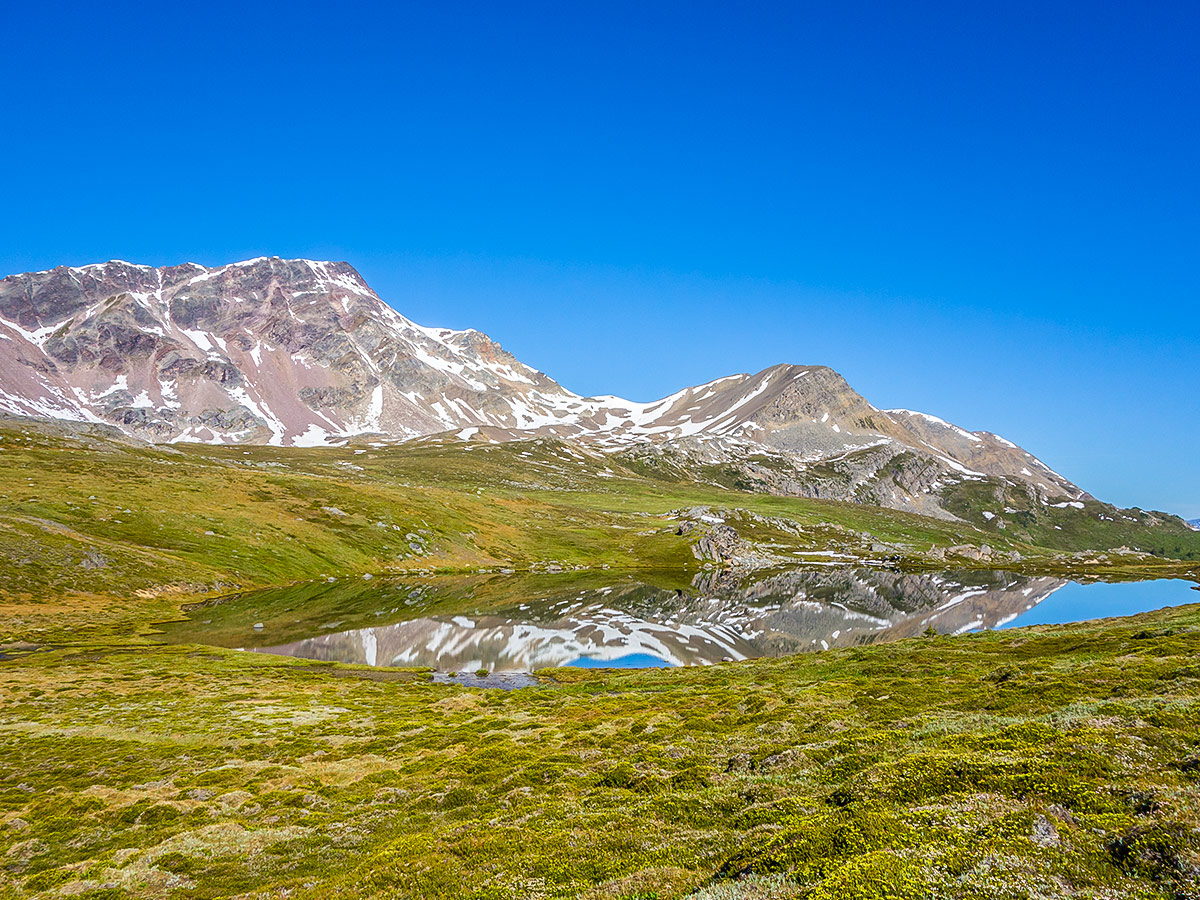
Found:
<box><xmin>0</xmin><ymin>256</ymin><xmax>1089</xmax><ymax>518</ymax></box>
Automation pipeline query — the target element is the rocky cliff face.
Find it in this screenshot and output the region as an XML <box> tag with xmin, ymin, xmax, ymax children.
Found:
<box><xmin>0</xmin><ymin>258</ymin><xmax>589</xmax><ymax>444</ymax></box>
<box><xmin>0</xmin><ymin>256</ymin><xmax>1088</xmax><ymax>516</ymax></box>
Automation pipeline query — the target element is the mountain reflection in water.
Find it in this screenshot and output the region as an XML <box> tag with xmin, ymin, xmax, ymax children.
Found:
<box><xmin>161</xmin><ymin>568</ymin><xmax>1071</xmax><ymax>672</ymax></box>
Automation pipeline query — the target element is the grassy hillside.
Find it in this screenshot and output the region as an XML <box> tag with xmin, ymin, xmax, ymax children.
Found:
<box><xmin>941</xmin><ymin>478</ymin><xmax>1200</xmax><ymax>561</ymax></box>
<box><xmin>1</xmin><ymin>419</ymin><xmax>1198</xmax><ymax>643</ymax></box>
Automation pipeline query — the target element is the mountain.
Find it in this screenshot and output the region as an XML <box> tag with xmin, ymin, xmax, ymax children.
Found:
<box><xmin>1189</xmin><ymin>519</ymin><xmax>1200</xmax><ymax>531</ymax></box>
<box><xmin>0</xmin><ymin>257</ymin><xmax>1090</xmax><ymax>519</ymax></box>
<box><xmin>0</xmin><ymin>257</ymin><xmax>578</xmax><ymax>445</ymax></box>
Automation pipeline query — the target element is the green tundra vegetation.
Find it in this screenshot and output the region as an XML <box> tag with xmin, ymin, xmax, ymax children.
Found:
<box><xmin>0</xmin><ymin>418</ymin><xmax>1198</xmax><ymax>898</ymax></box>
<box><xmin>1</xmin><ymin>603</ymin><xmax>1198</xmax><ymax>899</ymax></box>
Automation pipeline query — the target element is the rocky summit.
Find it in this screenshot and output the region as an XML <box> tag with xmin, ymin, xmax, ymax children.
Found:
<box><xmin>0</xmin><ymin>257</ymin><xmax>1087</xmax><ymax>518</ymax></box>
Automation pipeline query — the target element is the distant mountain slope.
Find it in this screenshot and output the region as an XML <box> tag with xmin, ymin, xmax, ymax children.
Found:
<box><xmin>0</xmin><ymin>257</ymin><xmax>1093</xmax><ymax>519</ymax></box>
<box><xmin>1189</xmin><ymin>518</ymin><xmax>1200</xmax><ymax>531</ymax></box>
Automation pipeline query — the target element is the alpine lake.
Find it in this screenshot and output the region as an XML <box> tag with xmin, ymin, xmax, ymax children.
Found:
<box><xmin>157</xmin><ymin>567</ymin><xmax>1200</xmax><ymax>688</ymax></box>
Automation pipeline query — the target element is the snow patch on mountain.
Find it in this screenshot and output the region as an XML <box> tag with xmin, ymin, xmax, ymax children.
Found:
<box><xmin>0</xmin><ymin>256</ymin><xmax>1091</xmax><ymax>511</ymax></box>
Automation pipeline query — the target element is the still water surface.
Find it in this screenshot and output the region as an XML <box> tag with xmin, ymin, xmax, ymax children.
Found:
<box><xmin>158</xmin><ymin>568</ymin><xmax>1198</xmax><ymax>674</ymax></box>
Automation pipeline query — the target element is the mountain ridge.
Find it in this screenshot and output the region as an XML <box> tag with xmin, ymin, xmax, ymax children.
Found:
<box><xmin>0</xmin><ymin>257</ymin><xmax>1092</xmax><ymax>519</ymax></box>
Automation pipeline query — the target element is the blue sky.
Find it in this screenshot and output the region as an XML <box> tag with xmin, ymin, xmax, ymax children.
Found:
<box><xmin>2</xmin><ymin>2</ymin><xmax>1197</xmax><ymax>517</ymax></box>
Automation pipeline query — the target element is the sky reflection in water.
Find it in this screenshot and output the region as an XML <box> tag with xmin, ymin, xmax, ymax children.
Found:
<box><xmin>160</xmin><ymin>569</ymin><xmax>1198</xmax><ymax>674</ymax></box>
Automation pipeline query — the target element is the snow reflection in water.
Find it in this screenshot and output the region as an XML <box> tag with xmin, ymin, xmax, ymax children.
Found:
<box><xmin>160</xmin><ymin>569</ymin><xmax>1197</xmax><ymax>673</ymax></box>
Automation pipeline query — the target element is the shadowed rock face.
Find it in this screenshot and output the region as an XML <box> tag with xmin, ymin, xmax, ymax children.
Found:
<box><xmin>0</xmin><ymin>256</ymin><xmax>1086</xmax><ymax>515</ymax></box>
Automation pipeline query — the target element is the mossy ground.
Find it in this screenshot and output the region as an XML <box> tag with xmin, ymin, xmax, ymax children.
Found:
<box><xmin>0</xmin><ymin>605</ymin><xmax>1198</xmax><ymax>898</ymax></box>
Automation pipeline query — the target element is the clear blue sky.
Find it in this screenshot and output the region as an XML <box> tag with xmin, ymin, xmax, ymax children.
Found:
<box><xmin>2</xmin><ymin>2</ymin><xmax>1197</xmax><ymax>517</ymax></box>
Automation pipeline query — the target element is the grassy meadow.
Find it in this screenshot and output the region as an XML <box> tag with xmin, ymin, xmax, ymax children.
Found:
<box><xmin>0</xmin><ymin>418</ymin><xmax>1197</xmax><ymax>898</ymax></box>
